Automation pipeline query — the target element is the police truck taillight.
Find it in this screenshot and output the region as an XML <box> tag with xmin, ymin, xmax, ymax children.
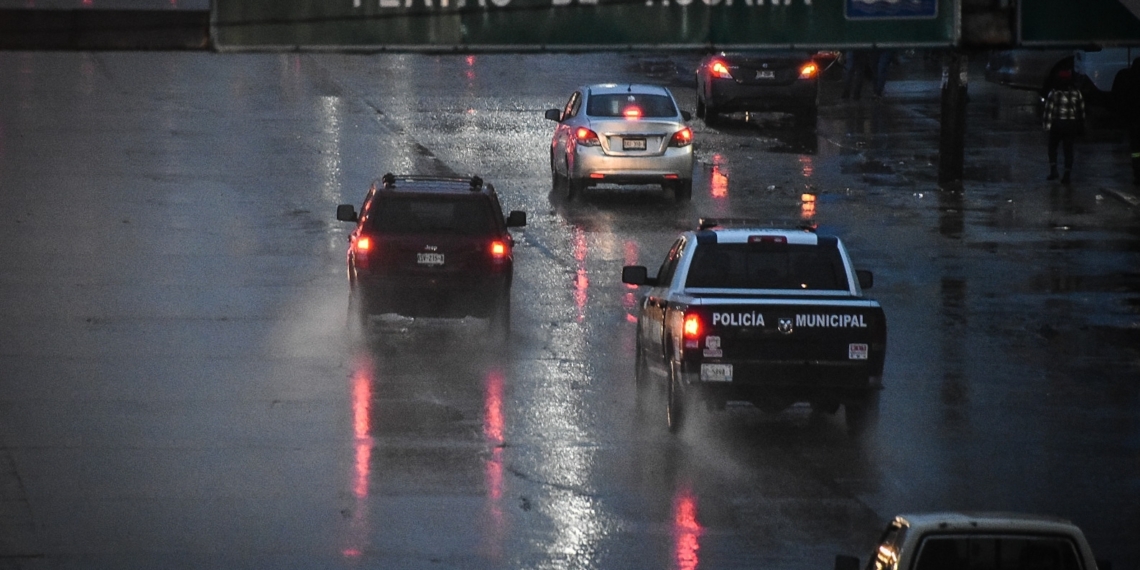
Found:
<box><xmin>799</xmin><ymin>62</ymin><xmax>819</xmax><ymax>79</ymax></box>
<box><xmin>683</xmin><ymin>312</ymin><xmax>702</xmax><ymax>339</ymax></box>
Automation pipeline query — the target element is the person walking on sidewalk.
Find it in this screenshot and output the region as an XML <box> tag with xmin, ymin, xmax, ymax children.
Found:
<box><xmin>1042</xmin><ymin>69</ymin><xmax>1086</xmax><ymax>184</ymax></box>
<box><xmin>1111</xmin><ymin>57</ymin><xmax>1140</xmax><ymax>185</ymax></box>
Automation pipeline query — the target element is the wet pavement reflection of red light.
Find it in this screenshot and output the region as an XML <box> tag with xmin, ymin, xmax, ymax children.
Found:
<box><xmin>710</xmin><ymin>161</ymin><xmax>729</xmax><ymax>200</ymax></box>
<box><xmin>482</xmin><ymin>369</ymin><xmax>506</xmax><ymax>560</ymax></box>
<box><xmin>343</xmin><ymin>355</ymin><xmax>375</xmax><ymax>559</ymax></box>
<box><xmin>573</xmin><ymin>227</ymin><xmax>589</xmax><ymax>322</ymax></box>
<box><xmin>673</xmin><ymin>485</ymin><xmax>702</xmax><ymax>570</ymax></box>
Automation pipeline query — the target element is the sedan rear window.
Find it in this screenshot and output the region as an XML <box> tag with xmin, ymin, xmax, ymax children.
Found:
<box><xmin>586</xmin><ymin>94</ymin><xmax>677</xmax><ymax>118</ymax></box>
<box><xmin>367</xmin><ymin>196</ymin><xmax>496</xmax><ymax>235</ymax></box>
<box><xmin>685</xmin><ymin>243</ymin><xmax>848</xmax><ymax>290</ymax></box>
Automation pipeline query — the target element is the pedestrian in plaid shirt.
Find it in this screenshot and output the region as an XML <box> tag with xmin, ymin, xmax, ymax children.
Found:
<box><xmin>1042</xmin><ymin>69</ymin><xmax>1086</xmax><ymax>184</ymax></box>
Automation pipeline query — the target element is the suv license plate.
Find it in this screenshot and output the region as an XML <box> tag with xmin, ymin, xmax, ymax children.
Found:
<box><xmin>417</xmin><ymin>253</ymin><xmax>445</xmax><ymax>266</ymax></box>
<box><xmin>623</xmin><ymin>138</ymin><xmax>647</xmax><ymax>151</ymax></box>
<box><xmin>756</xmin><ymin>70</ymin><xmax>775</xmax><ymax>79</ymax></box>
<box><xmin>700</xmin><ymin>363</ymin><xmax>733</xmax><ymax>382</ymax></box>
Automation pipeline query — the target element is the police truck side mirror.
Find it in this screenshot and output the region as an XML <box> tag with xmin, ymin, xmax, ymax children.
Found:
<box><xmin>834</xmin><ymin>555</ymin><xmax>860</xmax><ymax>570</ymax></box>
<box><xmin>336</xmin><ymin>204</ymin><xmax>358</xmax><ymax>222</ymax></box>
<box><xmin>681</xmin><ymin>110</ymin><xmax>692</xmax><ymax>121</ymax></box>
<box><xmin>506</xmin><ymin>210</ymin><xmax>527</xmax><ymax>227</ymax></box>
<box><xmin>622</xmin><ymin>266</ymin><xmax>656</xmax><ymax>286</ymax></box>
<box><xmin>544</xmin><ymin>109</ymin><xmax>563</xmax><ymax>122</ymax></box>
<box><xmin>856</xmin><ymin>269</ymin><xmax>874</xmax><ymax>290</ymax></box>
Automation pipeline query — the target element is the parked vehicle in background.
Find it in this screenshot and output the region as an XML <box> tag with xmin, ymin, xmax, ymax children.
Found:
<box><xmin>695</xmin><ymin>50</ymin><xmax>822</xmax><ymax>126</ymax></box>
<box><xmin>835</xmin><ymin>512</ymin><xmax>1109</xmax><ymax>570</ymax></box>
<box><xmin>544</xmin><ymin>83</ymin><xmax>694</xmax><ymax>201</ymax></box>
<box><xmin>985</xmin><ymin>47</ymin><xmax>1137</xmax><ymax>107</ymax></box>
<box><xmin>335</xmin><ymin>174</ymin><xmax>526</xmax><ymax>339</ymax></box>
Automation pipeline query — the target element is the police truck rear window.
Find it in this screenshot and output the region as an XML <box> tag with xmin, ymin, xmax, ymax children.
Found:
<box><xmin>685</xmin><ymin>243</ymin><xmax>848</xmax><ymax>290</ymax></box>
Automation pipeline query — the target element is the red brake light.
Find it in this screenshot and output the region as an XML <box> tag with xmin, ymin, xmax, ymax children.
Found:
<box><xmin>683</xmin><ymin>313</ymin><xmax>702</xmax><ymax>339</ymax></box>
<box><xmin>709</xmin><ymin>60</ymin><xmax>733</xmax><ymax>79</ymax></box>
<box><xmin>490</xmin><ymin>240</ymin><xmax>508</xmax><ymax>259</ymax></box>
<box><xmin>799</xmin><ymin>62</ymin><xmax>819</xmax><ymax>79</ymax></box>
<box><xmin>355</xmin><ymin>236</ymin><xmax>372</xmax><ymax>252</ymax></box>
<box><xmin>575</xmin><ymin>127</ymin><xmax>601</xmax><ymax>146</ymax></box>
<box><xmin>669</xmin><ymin>127</ymin><xmax>693</xmax><ymax>148</ymax></box>
<box><xmin>623</xmin><ymin>106</ymin><xmax>642</xmax><ymax>119</ymax></box>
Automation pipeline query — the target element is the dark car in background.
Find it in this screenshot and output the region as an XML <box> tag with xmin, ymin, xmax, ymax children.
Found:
<box><xmin>695</xmin><ymin>51</ymin><xmax>822</xmax><ymax>126</ymax></box>
<box><xmin>336</xmin><ymin>173</ymin><xmax>526</xmax><ymax>339</ymax></box>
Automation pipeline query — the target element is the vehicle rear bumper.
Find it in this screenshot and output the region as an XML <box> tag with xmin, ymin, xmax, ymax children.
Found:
<box><xmin>355</xmin><ymin>275</ymin><xmax>509</xmax><ymax>318</ymax></box>
<box><xmin>706</xmin><ymin>79</ymin><xmax>818</xmax><ymax>112</ymax></box>
<box><xmin>677</xmin><ymin>360</ymin><xmax>881</xmax><ymax>405</ymax></box>
<box><xmin>572</xmin><ymin>147</ymin><xmax>693</xmax><ymax>184</ymax></box>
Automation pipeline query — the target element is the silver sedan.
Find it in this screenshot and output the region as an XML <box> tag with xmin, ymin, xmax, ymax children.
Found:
<box><xmin>544</xmin><ymin>84</ymin><xmax>695</xmax><ymax>201</ymax></box>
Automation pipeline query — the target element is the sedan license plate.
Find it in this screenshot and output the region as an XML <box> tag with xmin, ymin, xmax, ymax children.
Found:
<box><xmin>416</xmin><ymin>252</ymin><xmax>445</xmax><ymax>266</ymax></box>
<box><xmin>756</xmin><ymin>70</ymin><xmax>775</xmax><ymax>79</ymax></box>
<box><xmin>622</xmin><ymin>137</ymin><xmax>647</xmax><ymax>151</ymax></box>
<box><xmin>700</xmin><ymin>363</ymin><xmax>733</xmax><ymax>382</ymax></box>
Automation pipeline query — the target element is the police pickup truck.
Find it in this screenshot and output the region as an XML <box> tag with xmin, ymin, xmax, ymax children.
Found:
<box><xmin>836</xmin><ymin>512</ymin><xmax>1108</xmax><ymax>570</ymax></box>
<box><xmin>621</xmin><ymin>220</ymin><xmax>886</xmax><ymax>435</ymax></box>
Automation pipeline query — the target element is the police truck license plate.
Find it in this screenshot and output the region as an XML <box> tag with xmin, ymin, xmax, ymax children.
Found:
<box><xmin>623</xmin><ymin>138</ymin><xmax>647</xmax><ymax>150</ymax></box>
<box><xmin>417</xmin><ymin>253</ymin><xmax>445</xmax><ymax>266</ymax></box>
<box><xmin>700</xmin><ymin>363</ymin><xmax>733</xmax><ymax>382</ymax></box>
<box><xmin>756</xmin><ymin>70</ymin><xmax>775</xmax><ymax>79</ymax></box>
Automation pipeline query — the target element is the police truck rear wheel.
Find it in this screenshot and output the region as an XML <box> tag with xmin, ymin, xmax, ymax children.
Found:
<box><xmin>666</xmin><ymin>365</ymin><xmax>685</xmax><ymax>433</ymax></box>
<box><xmin>845</xmin><ymin>391</ymin><xmax>881</xmax><ymax>437</ymax></box>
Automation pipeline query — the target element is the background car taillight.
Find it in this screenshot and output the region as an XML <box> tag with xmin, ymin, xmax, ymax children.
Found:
<box><xmin>622</xmin><ymin>106</ymin><xmax>642</xmax><ymax>120</ymax></box>
<box><xmin>709</xmin><ymin>60</ymin><xmax>733</xmax><ymax>79</ymax></box>
<box><xmin>799</xmin><ymin>62</ymin><xmax>819</xmax><ymax>79</ymax></box>
<box><xmin>490</xmin><ymin>239</ymin><xmax>510</xmax><ymax>265</ymax></box>
<box><xmin>669</xmin><ymin>127</ymin><xmax>693</xmax><ymax>148</ymax></box>
<box><xmin>575</xmin><ymin>127</ymin><xmax>601</xmax><ymax>146</ymax></box>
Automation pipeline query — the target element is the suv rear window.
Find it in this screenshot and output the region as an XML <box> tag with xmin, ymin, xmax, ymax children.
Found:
<box><xmin>685</xmin><ymin>243</ymin><xmax>848</xmax><ymax>290</ymax></box>
<box><xmin>587</xmin><ymin>94</ymin><xmax>677</xmax><ymax>118</ymax></box>
<box><xmin>367</xmin><ymin>195</ymin><xmax>497</xmax><ymax>235</ymax></box>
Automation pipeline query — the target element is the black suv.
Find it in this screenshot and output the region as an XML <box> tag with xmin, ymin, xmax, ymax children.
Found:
<box><xmin>336</xmin><ymin>173</ymin><xmax>526</xmax><ymax>337</ymax></box>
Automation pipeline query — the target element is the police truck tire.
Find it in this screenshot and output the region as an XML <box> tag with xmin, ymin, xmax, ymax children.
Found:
<box><xmin>489</xmin><ymin>294</ymin><xmax>511</xmax><ymax>341</ymax></box>
<box><xmin>666</xmin><ymin>363</ymin><xmax>686</xmax><ymax>433</ymax></box>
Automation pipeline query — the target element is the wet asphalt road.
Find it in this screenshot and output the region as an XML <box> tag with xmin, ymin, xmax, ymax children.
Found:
<box><xmin>1</xmin><ymin>50</ymin><xmax>1138</xmax><ymax>569</ymax></box>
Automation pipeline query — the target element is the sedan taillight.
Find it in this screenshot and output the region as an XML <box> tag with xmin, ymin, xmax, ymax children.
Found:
<box><xmin>575</xmin><ymin>127</ymin><xmax>601</xmax><ymax>147</ymax></box>
<box><xmin>669</xmin><ymin>127</ymin><xmax>693</xmax><ymax>148</ymax></box>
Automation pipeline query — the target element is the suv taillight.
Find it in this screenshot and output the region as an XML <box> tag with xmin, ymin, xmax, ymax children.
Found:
<box><xmin>575</xmin><ymin>127</ymin><xmax>601</xmax><ymax>147</ymax></box>
<box><xmin>352</xmin><ymin>234</ymin><xmax>374</xmax><ymax>268</ymax></box>
<box><xmin>490</xmin><ymin>239</ymin><xmax>509</xmax><ymax>264</ymax></box>
<box><xmin>799</xmin><ymin>62</ymin><xmax>819</xmax><ymax>79</ymax></box>
<box><xmin>669</xmin><ymin>127</ymin><xmax>693</xmax><ymax>148</ymax></box>
<box><xmin>709</xmin><ymin>60</ymin><xmax>733</xmax><ymax>79</ymax></box>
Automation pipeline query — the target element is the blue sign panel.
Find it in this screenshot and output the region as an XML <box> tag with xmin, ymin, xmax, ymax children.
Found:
<box><xmin>846</xmin><ymin>0</ymin><xmax>937</xmax><ymax>19</ymax></box>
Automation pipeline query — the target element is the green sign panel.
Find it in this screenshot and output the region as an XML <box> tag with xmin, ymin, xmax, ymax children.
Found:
<box><xmin>1020</xmin><ymin>0</ymin><xmax>1140</xmax><ymax>45</ymax></box>
<box><xmin>212</xmin><ymin>0</ymin><xmax>956</xmax><ymax>49</ymax></box>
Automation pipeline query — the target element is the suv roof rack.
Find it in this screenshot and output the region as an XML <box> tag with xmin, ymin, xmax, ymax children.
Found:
<box><xmin>697</xmin><ymin>217</ymin><xmax>817</xmax><ymax>232</ymax></box>
<box><xmin>375</xmin><ymin>173</ymin><xmax>493</xmax><ymax>194</ymax></box>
